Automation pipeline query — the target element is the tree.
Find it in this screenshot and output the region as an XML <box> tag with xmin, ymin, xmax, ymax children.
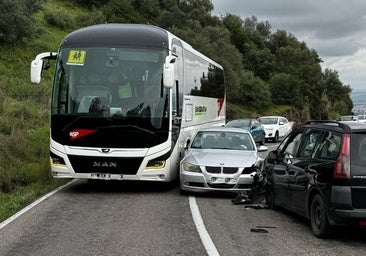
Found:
<box><xmin>240</xmin><ymin>70</ymin><xmax>272</xmax><ymax>112</ymax></box>
<box><xmin>269</xmin><ymin>73</ymin><xmax>303</xmax><ymax>108</ymax></box>
<box><xmin>322</xmin><ymin>69</ymin><xmax>353</xmax><ymax>115</ymax></box>
<box><xmin>0</xmin><ymin>0</ymin><xmax>43</xmax><ymax>44</ymax></box>
<box><xmin>103</xmin><ymin>0</ymin><xmax>160</xmax><ymax>24</ymax></box>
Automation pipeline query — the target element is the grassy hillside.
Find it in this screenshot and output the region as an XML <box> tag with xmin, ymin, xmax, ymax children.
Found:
<box><xmin>0</xmin><ymin>0</ymin><xmax>81</xmax><ymax>223</ymax></box>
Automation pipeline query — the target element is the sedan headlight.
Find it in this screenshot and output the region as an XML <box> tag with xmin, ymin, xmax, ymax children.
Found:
<box><xmin>182</xmin><ymin>162</ymin><xmax>202</xmax><ymax>173</ymax></box>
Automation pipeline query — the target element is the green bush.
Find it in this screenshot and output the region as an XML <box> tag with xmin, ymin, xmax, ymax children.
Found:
<box><xmin>44</xmin><ymin>10</ymin><xmax>75</xmax><ymax>30</ymax></box>
<box><xmin>65</xmin><ymin>0</ymin><xmax>108</xmax><ymax>9</ymax></box>
<box><xmin>0</xmin><ymin>0</ymin><xmax>43</xmax><ymax>44</ymax></box>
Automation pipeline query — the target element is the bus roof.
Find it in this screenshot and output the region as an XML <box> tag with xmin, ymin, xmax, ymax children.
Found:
<box><xmin>61</xmin><ymin>23</ymin><xmax>223</xmax><ymax>70</ymax></box>
<box><xmin>62</xmin><ymin>23</ymin><xmax>169</xmax><ymax>49</ymax></box>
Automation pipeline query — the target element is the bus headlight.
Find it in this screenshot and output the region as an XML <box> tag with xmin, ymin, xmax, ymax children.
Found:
<box><xmin>146</xmin><ymin>152</ymin><xmax>171</xmax><ymax>169</ymax></box>
<box><xmin>146</xmin><ymin>159</ymin><xmax>166</xmax><ymax>169</ymax></box>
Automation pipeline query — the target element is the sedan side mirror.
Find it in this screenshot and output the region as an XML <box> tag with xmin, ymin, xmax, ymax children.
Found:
<box><xmin>184</xmin><ymin>138</ymin><xmax>191</xmax><ymax>149</ymax></box>
<box><xmin>257</xmin><ymin>146</ymin><xmax>268</xmax><ymax>152</ymax></box>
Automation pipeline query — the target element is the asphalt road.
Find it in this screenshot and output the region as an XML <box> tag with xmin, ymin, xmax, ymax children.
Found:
<box><xmin>1</xmin><ymin>142</ymin><xmax>366</xmax><ymax>256</ymax></box>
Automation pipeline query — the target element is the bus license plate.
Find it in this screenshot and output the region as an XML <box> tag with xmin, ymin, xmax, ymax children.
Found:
<box><xmin>90</xmin><ymin>173</ymin><xmax>111</xmax><ymax>180</ymax></box>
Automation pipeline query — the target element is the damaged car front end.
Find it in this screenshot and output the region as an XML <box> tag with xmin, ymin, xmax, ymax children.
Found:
<box><xmin>179</xmin><ymin>127</ymin><xmax>267</xmax><ymax>195</ymax></box>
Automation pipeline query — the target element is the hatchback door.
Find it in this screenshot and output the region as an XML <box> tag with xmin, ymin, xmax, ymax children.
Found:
<box><xmin>288</xmin><ymin>129</ymin><xmax>323</xmax><ymax>215</ymax></box>
<box><xmin>271</xmin><ymin>130</ymin><xmax>304</xmax><ymax>208</ymax></box>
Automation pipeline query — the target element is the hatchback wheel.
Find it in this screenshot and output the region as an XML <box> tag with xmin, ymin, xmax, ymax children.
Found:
<box><xmin>265</xmin><ymin>185</ymin><xmax>276</xmax><ymax>209</ymax></box>
<box><xmin>310</xmin><ymin>194</ymin><xmax>333</xmax><ymax>238</ymax></box>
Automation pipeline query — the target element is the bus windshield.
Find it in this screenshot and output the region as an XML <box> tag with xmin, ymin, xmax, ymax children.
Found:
<box><xmin>52</xmin><ymin>47</ymin><xmax>169</xmax><ymax>124</ymax></box>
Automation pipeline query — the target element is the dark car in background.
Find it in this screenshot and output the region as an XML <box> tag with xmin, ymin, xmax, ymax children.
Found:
<box><xmin>263</xmin><ymin>121</ymin><xmax>366</xmax><ymax>238</ymax></box>
<box><xmin>225</xmin><ymin>119</ymin><xmax>266</xmax><ymax>145</ymax></box>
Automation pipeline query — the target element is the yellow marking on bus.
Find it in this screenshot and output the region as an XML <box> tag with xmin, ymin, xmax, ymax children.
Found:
<box><xmin>67</xmin><ymin>50</ymin><xmax>86</xmax><ymax>65</ymax></box>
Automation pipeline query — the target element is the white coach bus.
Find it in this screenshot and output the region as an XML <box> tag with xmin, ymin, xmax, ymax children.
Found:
<box><xmin>30</xmin><ymin>23</ymin><xmax>225</xmax><ymax>182</ymax></box>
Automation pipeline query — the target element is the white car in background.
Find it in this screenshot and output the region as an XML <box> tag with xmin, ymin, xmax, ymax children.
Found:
<box><xmin>339</xmin><ymin>115</ymin><xmax>358</xmax><ymax>122</ymax></box>
<box><xmin>258</xmin><ymin>116</ymin><xmax>292</xmax><ymax>142</ymax></box>
<box><xmin>357</xmin><ymin>115</ymin><xmax>366</xmax><ymax>123</ymax></box>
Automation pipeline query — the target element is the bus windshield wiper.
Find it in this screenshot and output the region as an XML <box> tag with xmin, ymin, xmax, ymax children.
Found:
<box><xmin>99</xmin><ymin>124</ymin><xmax>156</xmax><ymax>136</ymax></box>
<box><xmin>62</xmin><ymin>116</ymin><xmax>85</xmax><ymax>132</ymax></box>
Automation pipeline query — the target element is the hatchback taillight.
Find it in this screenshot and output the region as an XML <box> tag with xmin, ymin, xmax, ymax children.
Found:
<box><xmin>333</xmin><ymin>133</ymin><xmax>350</xmax><ymax>179</ymax></box>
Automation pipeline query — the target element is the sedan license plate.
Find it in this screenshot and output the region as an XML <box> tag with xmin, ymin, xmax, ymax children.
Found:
<box><xmin>90</xmin><ymin>173</ymin><xmax>112</xmax><ymax>180</ymax></box>
<box><xmin>210</xmin><ymin>177</ymin><xmax>236</xmax><ymax>184</ymax></box>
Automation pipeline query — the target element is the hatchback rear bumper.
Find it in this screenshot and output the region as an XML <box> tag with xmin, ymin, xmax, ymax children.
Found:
<box><xmin>328</xmin><ymin>186</ymin><xmax>366</xmax><ymax>225</ymax></box>
<box><xmin>334</xmin><ymin>209</ymin><xmax>366</xmax><ymax>219</ymax></box>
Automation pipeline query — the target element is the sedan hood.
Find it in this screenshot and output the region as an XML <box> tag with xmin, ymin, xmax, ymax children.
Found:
<box><xmin>184</xmin><ymin>149</ymin><xmax>259</xmax><ymax>167</ymax></box>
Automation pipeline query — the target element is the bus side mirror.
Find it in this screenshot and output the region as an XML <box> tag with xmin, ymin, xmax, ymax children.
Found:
<box><xmin>30</xmin><ymin>52</ymin><xmax>58</xmax><ymax>84</ymax></box>
<box><xmin>31</xmin><ymin>59</ymin><xmax>43</xmax><ymax>84</ymax></box>
<box><xmin>163</xmin><ymin>56</ymin><xmax>176</xmax><ymax>88</ymax></box>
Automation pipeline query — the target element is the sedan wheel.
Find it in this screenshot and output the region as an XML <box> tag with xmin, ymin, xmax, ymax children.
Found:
<box><xmin>274</xmin><ymin>131</ymin><xmax>279</xmax><ymax>143</ymax></box>
<box><xmin>260</xmin><ymin>134</ymin><xmax>265</xmax><ymax>145</ymax></box>
<box><xmin>310</xmin><ymin>194</ymin><xmax>333</xmax><ymax>238</ymax></box>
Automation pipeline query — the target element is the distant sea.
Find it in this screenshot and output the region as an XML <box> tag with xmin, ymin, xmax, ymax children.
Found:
<box><xmin>351</xmin><ymin>89</ymin><xmax>366</xmax><ymax>115</ymax></box>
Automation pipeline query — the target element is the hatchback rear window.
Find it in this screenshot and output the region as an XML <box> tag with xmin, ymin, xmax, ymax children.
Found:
<box><xmin>317</xmin><ymin>131</ymin><xmax>341</xmax><ymax>160</ymax></box>
<box><xmin>351</xmin><ymin>134</ymin><xmax>366</xmax><ymax>165</ymax></box>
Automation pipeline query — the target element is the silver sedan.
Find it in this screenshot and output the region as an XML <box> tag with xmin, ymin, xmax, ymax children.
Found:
<box><xmin>180</xmin><ymin>127</ymin><xmax>267</xmax><ymax>194</ymax></box>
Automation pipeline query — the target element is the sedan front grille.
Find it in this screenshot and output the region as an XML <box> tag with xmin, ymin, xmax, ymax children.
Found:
<box><xmin>205</xmin><ymin>166</ymin><xmax>239</xmax><ymax>174</ymax></box>
<box><xmin>223</xmin><ymin>167</ymin><xmax>238</xmax><ymax>174</ymax></box>
<box><xmin>206</xmin><ymin>166</ymin><xmax>221</xmax><ymax>173</ymax></box>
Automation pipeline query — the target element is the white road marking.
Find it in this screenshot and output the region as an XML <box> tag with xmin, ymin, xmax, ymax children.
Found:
<box><xmin>189</xmin><ymin>196</ymin><xmax>220</xmax><ymax>256</ymax></box>
<box><xmin>0</xmin><ymin>179</ymin><xmax>77</xmax><ymax>230</ymax></box>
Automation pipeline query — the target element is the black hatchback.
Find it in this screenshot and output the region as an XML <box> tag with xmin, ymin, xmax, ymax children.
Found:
<box><xmin>263</xmin><ymin>121</ymin><xmax>366</xmax><ymax>238</ymax></box>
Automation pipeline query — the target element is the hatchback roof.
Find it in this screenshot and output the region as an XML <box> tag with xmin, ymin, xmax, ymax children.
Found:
<box><xmin>303</xmin><ymin>120</ymin><xmax>366</xmax><ymax>133</ymax></box>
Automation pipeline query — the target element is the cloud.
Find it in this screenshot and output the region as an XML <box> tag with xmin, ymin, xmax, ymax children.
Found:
<box><xmin>322</xmin><ymin>48</ymin><xmax>366</xmax><ymax>89</ymax></box>
<box><xmin>211</xmin><ymin>0</ymin><xmax>366</xmax><ymax>89</ymax></box>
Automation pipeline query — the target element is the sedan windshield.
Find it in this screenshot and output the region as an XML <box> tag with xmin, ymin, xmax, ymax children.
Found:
<box><xmin>191</xmin><ymin>131</ymin><xmax>254</xmax><ymax>150</ymax></box>
<box><xmin>226</xmin><ymin>120</ymin><xmax>250</xmax><ymax>127</ymax></box>
<box><xmin>259</xmin><ymin>118</ymin><xmax>278</xmax><ymax>125</ymax></box>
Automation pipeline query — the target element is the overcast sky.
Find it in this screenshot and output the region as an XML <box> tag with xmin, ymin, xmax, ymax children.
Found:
<box><xmin>211</xmin><ymin>0</ymin><xmax>366</xmax><ymax>90</ymax></box>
